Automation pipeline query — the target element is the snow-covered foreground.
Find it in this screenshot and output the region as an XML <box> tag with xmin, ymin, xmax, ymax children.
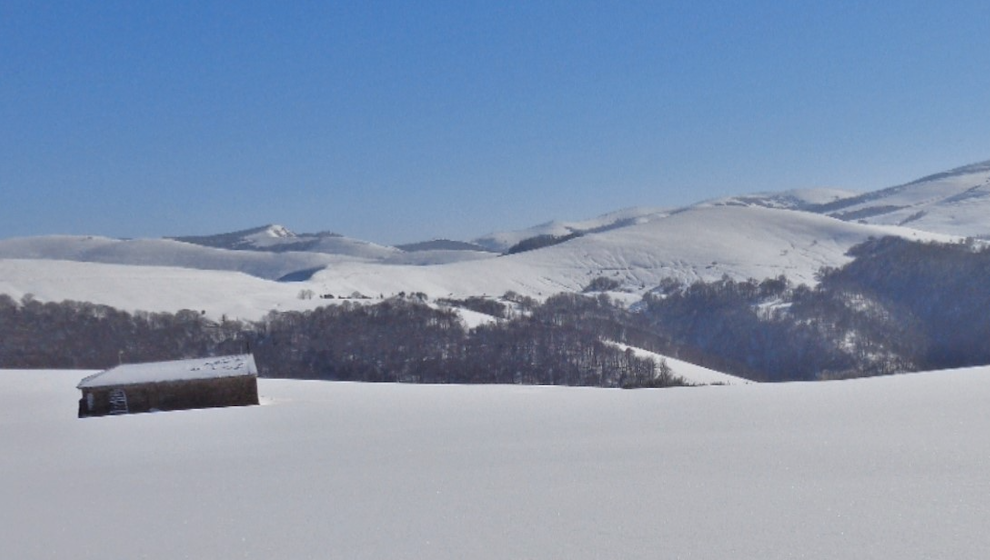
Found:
<box><xmin>2</xmin><ymin>369</ymin><xmax>989</xmax><ymax>559</ymax></box>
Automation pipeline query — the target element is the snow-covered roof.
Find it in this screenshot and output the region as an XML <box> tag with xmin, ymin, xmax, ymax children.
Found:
<box><xmin>77</xmin><ymin>354</ymin><xmax>257</xmax><ymax>389</ymax></box>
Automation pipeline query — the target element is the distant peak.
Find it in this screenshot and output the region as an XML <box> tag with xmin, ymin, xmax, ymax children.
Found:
<box><xmin>263</xmin><ymin>225</ymin><xmax>296</xmax><ymax>239</ymax></box>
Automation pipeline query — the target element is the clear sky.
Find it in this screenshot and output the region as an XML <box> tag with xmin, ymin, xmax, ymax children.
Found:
<box><xmin>3</xmin><ymin>1</ymin><xmax>990</xmax><ymax>244</ymax></box>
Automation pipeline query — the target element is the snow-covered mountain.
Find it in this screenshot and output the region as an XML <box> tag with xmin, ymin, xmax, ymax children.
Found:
<box><xmin>694</xmin><ymin>187</ymin><xmax>859</xmax><ymax>211</ymax></box>
<box><xmin>305</xmin><ymin>205</ymin><xmax>955</xmax><ymax>304</ymax></box>
<box><xmin>396</xmin><ymin>239</ymin><xmax>494</xmax><ymax>253</ymax></box>
<box><xmin>0</xmin><ymin>231</ymin><xmax>496</xmax><ymax>282</ymax></box>
<box><xmin>173</xmin><ymin>224</ymin><xmax>405</xmax><ymax>259</ymax></box>
<box><xmin>0</xmin><ymin>235</ymin><xmax>344</xmax><ymax>280</ymax></box>
<box><xmin>1</xmin><ymin>159</ymin><xmax>988</xmax><ymax>319</ymax></box>
<box><xmin>681</xmin><ymin>162</ymin><xmax>990</xmax><ymax>240</ymax></box>
<box><xmin>172</xmin><ymin>223</ymin><xmax>309</xmax><ymax>251</ymax></box>
<box><xmin>2</xmin><ymin>205</ymin><xmax>954</xmax><ymax>321</ymax></box>
<box><xmin>812</xmin><ymin>160</ymin><xmax>990</xmax><ymax>238</ymax></box>
<box><xmin>472</xmin><ymin>206</ymin><xmax>670</xmax><ymax>253</ymax></box>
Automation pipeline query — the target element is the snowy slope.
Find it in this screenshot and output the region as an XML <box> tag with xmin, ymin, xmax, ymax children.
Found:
<box><xmin>208</xmin><ymin>224</ymin><xmax>298</xmax><ymax>249</ymax></box>
<box><xmin>307</xmin><ymin>206</ymin><xmax>956</xmax><ymax>301</ymax></box>
<box><xmin>295</xmin><ymin>235</ymin><xmax>403</xmax><ymax>259</ymax></box>
<box><xmin>0</xmin><ymin>235</ymin><xmax>347</xmax><ymax>280</ymax></box>
<box><xmin>0</xmin><ymin>259</ymin><xmax>327</xmax><ymax>320</ymax></box>
<box><xmin>472</xmin><ymin>206</ymin><xmax>669</xmax><ymax>252</ymax></box>
<box><xmin>696</xmin><ymin>187</ymin><xmax>859</xmax><ymax>211</ymax></box>
<box><xmin>173</xmin><ymin>224</ymin><xmax>403</xmax><ymax>259</ymax></box>
<box><xmin>380</xmin><ymin>249</ymin><xmax>497</xmax><ymax>266</ymax></box>
<box><xmin>3</xmin><ymin>366</ymin><xmax>989</xmax><ymax>559</ymax></box>
<box><xmin>815</xmin><ymin>160</ymin><xmax>990</xmax><ymax>237</ymax></box>
<box><xmin>568</xmin><ymin>205</ymin><xmax>956</xmax><ymax>286</ymax></box>
<box><xmin>611</xmin><ymin>342</ymin><xmax>751</xmax><ymax>385</ymax></box>
<box><xmin>0</xmin><ymin>232</ymin><xmax>492</xmax><ymax>280</ymax></box>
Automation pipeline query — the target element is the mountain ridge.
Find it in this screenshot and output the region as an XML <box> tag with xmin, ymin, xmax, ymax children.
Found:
<box><xmin>1</xmin><ymin>158</ymin><xmax>988</xmax><ymax>319</ymax></box>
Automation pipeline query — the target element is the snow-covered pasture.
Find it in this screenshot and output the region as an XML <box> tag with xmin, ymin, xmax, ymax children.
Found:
<box><xmin>2</xmin><ymin>368</ymin><xmax>988</xmax><ymax>559</ymax></box>
<box><xmin>0</xmin><ymin>258</ymin><xmax>325</xmax><ymax>321</ymax></box>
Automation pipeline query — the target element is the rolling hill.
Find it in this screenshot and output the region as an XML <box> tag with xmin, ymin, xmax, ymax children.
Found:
<box><xmin>813</xmin><ymin>159</ymin><xmax>990</xmax><ymax>238</ymax></box>
<box><xmin>304</xmin><ymin>205</ymin><xmax>955</xmax><ymax>302</ymax></box>
<box><xmin>0</xmin><ymin>235</ymin><xmax>344</xmax><ymax>280</ymax></box>
<box><xmin>0</xmin><ymin>159</ymin><xmax>986</xmax><ymax>320</ymax></box>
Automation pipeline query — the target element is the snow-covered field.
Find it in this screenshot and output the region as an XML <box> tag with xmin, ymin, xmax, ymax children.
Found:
<box><xmin>0</xmin><ymin>258</ymin><xmax>324</xmax><ymax>321</ymax></box>
<box><xmin>3</xmin><ymin>367</ymin><xmax>989</xmax><ymax>559</ymax></box>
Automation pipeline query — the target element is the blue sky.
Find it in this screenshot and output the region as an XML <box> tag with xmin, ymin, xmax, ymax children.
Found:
<box><xmin>3</xmin><ymin>1</ymin><xmax>990</xmax><ymax>244</ymax></box>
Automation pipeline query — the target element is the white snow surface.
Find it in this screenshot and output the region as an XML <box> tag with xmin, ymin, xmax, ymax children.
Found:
<box><xmin>0</xmin><ymin>235</ymin><xmax>344</xmax><ymax>280</ymax></box>
<box><xmin>381</xmin><ymin>249</ymin><xmax>497</xmax><ymax>266</ymax></box>
<box><xmin>77</xmin><ymin>354</ymin><xmax>257</xmax><ymax>388</ymax></box>
<box><xmin>183</xmin><ymin>224</ymin><xmax>406</xmax><ymax>260</ymax></box>
<box><xmin>241</xmin><ymin>227</ymin><xmax>404</xmax><ymax>259</ymax></box>
<box><xmin>451</xmin><ymin>307</ymin><xmax>500</xmax><ymax>329</ymax></box>
<box><xmin>297</xmin><ymin>235</ymin><xmax>404</xmax><ymax>259</ymax></box>
<box><xmin>821</xmin><ymin>160</ymin><xmax>990</xmax><ymax>237</ymax></box>
<box><xmin>472</xmin><ymin>206</ymin><xmax>670</xmax><ymax>252</ymax></box>
<box><xmin>696</xmin><ymin>187</ymin><xmax>859</xmax><ymax>210</ymax></box>
<box><xmin>243</xmin><ymin>224</ymin><xmax>296</xmax><ymax>243</ymax></box>
<box><xmin>3</xmin><ymin>367</ymin><xmax>990</xmax><ymax>559</ymax></box>
<box><xmin>0</xmin><ymin>259</ymin><xmax>328</xmax><ymax>320</ymax></box>
<box><xmin>611</xmin><ymin>342</ymin><xmax>751</xmax><ymax>385</ymax></box>
<box><xmin>0</xmin><ymin>234</ymin><xmax>497</xmax><ymax>282</ymax></box>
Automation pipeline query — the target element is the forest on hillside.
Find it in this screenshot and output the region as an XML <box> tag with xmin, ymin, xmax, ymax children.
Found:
<box><xmin>640</xmin><ymin>236</ymin><xmax>990</xmax><ymax>380</ymax></box>
<box><xmin>2</xmin><ymin>236</ymin><xmax>989</xmax><ymax>384</ymax></box>
<box><xmin>0</xmin><ymin>291</ymin><xmax>675</xmax><ymax>388</ymax></box>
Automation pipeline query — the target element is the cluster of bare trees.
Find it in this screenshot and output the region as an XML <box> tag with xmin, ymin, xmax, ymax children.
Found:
<box><xmin>0</xmin><ymin>295</ymin><xmax>248</xmax><ymax>369</ymax></box>
<box><xmin>642</xmin><ymin>237</ymin><xmax>990</xmax><ymax>380</ymax></box>
<box><xmin>0</xmin><ymin>293</ymin><xmax>680</xmax><ymax>388</ymax></box>
<box><xmin>820</xmin><ymin>236</ymin><xmax>990</xmax><ymax>369</ymax></box>
<box><xmin>642</xmin><ymin>274</ymin><xmax>921</xmax><ymax>381</ymax></box>
<box><xmin>254</xmin><ymin>296</ymin><xmax>678</xmax><ymax>387</ymax></box>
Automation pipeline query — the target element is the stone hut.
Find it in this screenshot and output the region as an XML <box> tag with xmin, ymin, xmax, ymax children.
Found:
<box><xmin>78</xmin><ymin>354</ymin><xmax>259</xmax><ymax>418</ymax></box>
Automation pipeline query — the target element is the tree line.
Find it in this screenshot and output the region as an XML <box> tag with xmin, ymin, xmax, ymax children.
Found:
<box><xmin>3</xmin><ymin>236</ymin><xmax>988</xmax><ymax>384</ymax></box>
<box><xmin>0</xmin><ymin>292</ymin><xmax>679</xmax><ymax>389</ymax></box>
